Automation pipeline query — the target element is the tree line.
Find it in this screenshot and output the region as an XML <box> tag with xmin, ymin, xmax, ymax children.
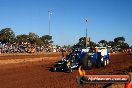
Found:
<box><xmin>77</xmin><ymin>36</ymin><xmax>130</xmax><ymax>52</ymax></box>
<box><xmin>0</xmin><ymin>28</ymin><xmax>53</xmax><ymax>47</ymax></box>
<box><xmin>0</xmin><ymin>28</ymin><xmax>130</xmax><ymax>52</ymax></box>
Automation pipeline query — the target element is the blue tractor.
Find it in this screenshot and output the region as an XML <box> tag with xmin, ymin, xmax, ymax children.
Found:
<box><xmin>52</xmin><ymin>45</ymin><xmax>110</xmax><ymax>72</ymax></box>
<box><xmin>81</xmin><ymin>47</ymin><xmax>110</xmax><ymax>70</ymax></box>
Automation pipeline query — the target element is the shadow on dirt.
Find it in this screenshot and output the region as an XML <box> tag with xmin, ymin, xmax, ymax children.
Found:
<box><xmin>127</xmin><ymin>53</ymin><xmax>132</xmax><ymax>55</ymax></box>
<box><xmin>48</xmin><ymin>67</ymin><xmax>55</xmax><ymax>72</ymax></box>
<box><xmin>103</xmin><ymin>83</ymin><xmax>112</xmax><ymax>88</ymax></box>
<box><xmin>127</xmin><ymin>66</ymin><xmax>132</xmax><ymax>72</ymax></box>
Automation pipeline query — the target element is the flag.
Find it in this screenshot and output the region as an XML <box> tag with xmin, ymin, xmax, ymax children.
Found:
<box><xmin>86</xmin><ymin>37</ymin><xmax>90</xmax><ymax>45</ymax></box>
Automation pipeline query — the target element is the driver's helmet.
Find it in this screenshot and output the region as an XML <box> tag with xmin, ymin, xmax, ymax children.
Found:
<box><xmin>66</xmin><ymin>60</ymin><xmax>69</xmax><ymax>62</ymax></box>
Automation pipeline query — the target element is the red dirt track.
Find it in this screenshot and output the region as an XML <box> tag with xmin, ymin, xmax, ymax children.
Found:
<box><xmin>0</xmin><ymin>53</ymin><xmax>132</xmax><ymax>88</ymax></box>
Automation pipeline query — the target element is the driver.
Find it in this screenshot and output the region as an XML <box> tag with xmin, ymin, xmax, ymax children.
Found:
<box><xmin>66</xmin><ymin>60</ymin><xmax>72</xmax><ymax>72</ymax></box>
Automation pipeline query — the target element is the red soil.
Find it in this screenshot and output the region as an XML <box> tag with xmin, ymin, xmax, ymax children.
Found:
<box><xmin>0</xmin><ymin>53</ymin><xmax>132</xmax><ymax>88</ymax></box>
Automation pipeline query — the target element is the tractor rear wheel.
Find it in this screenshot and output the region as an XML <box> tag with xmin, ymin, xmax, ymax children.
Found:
<box><xmin>96</xmin><ymin>52</ymin><xmax>101</xmax><ymax>68</ymax></box>
<box><xmin>82</xmin><ymin>55</ymin><xmax>93</xmax><ymax>70</ymax></box>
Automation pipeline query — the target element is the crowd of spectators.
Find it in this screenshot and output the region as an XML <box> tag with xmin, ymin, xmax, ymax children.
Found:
<box><xmin>0</xmin><ymin>42</ymin><xmax>42</xmax><ymax>53</ymax></box>
<box><xmin>0</xmin><ymin>42</ymin><xmax>70</xmax><ymax>54</ymax></box>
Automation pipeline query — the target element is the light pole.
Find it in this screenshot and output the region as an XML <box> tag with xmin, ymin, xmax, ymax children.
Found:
<box><xmin>48</xmin><ymin>10</ymin><xmax>53</xmax><ymax>52</ymax></box>
<box><xmin>48</xmin><ymin>10</ymin><xmax>52</xmax><ymax>36</ymax></box>
<box><xmin>85</xmin><ymin>19</ymin><xmax>88</xmax><ymax>51</ymax></box>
